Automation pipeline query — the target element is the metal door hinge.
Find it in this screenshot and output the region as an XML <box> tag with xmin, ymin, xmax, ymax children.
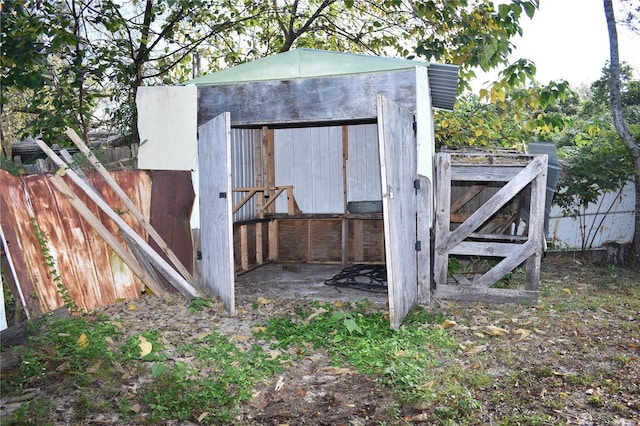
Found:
<box><xmin>415</xmin><ymin>241</ymin><xmax>422</xmax><ymax>251</ymax></box>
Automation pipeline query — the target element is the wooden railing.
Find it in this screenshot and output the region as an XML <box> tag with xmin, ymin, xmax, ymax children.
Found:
<box><xmin>232</xmin><ymin>186</ymin><xmax>301</xmax><ymax>217</ymax></box>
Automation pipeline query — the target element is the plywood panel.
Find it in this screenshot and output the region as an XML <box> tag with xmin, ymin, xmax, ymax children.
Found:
<box><xmin>309</xmin><ymin>219</ymin><xmax>343</xmax><ymax>262</ymax></box>
<box><xmin>277</xmin><ymin>219</ymin><xmax>309</xmax><ymax>261</ymax></box>
<box><xmin>137</xmin><ymin>86</ymin><xmax>197</xmax><ymax>171</ymax></box>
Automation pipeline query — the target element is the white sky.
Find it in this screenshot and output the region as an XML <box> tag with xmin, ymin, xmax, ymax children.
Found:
<box><xmin>470</xmin><ymin>0</ymin><xmax>640</xmax><ymax>92</ymax></box>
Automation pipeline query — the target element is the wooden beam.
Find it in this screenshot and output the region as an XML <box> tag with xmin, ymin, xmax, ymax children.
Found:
<box><xmin>450</xmin><ymin>184</ymin><xmax>487</xmax><ymax>213</ymax></box>
<box><xmin>239</xmin><ymin>225</ymin><xmax>249</xmax><ymax>270</ymax></box>
<box><xmin>65</xmin><ymin>128</ymin><xmax>194</xmax><ymax>284</ymax></box>
<box><xmin>433</xmin><ymin>153</ymin><xmax>452</xmax><ymax>286</ymax></box>
<box><xmin>36</xmin><ymin>140</ymin><xmax>200</xmax><ymax>300</ymax></box>
<box><xmin>255</xmin><ymin>222</ymin><xmax>263</xmax><ymax>264</ymax></box>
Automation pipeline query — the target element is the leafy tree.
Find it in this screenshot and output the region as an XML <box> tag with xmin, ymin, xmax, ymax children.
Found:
<box><xmin>603</xmin><ymin>0</ymin><xmax>640</xmax><ymax>266</ymax></box>
<box><xmin>2</xmin><ymin>0</ymin><xmax>544</xmax><ymax>148</ymax></box>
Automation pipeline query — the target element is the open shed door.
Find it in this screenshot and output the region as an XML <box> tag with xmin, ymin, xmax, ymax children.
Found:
<box><xmin>377</xmin><ymin>95</ymin><xmax>418</xmax><ymax>329</ymax></box>
<box><xmin>198</xmin><ymin>112</ymin><xmax>236</xmax><ymax>315</ymax></box>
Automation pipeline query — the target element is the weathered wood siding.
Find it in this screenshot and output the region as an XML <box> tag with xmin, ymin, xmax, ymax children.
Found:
<box><xmin>197</xmin><ymin>69</ymin><xmax>418</xmax><ymax>127</ymax></box>
<box><xmin>347</xmin><ymin>124</ymin><xmax>382</xmax><ymax>203</ymax></box>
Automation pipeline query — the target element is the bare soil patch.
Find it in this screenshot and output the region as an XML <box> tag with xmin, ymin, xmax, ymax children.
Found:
<box><xmin>2</xmin><ymin>254</ymin><xmax>639</xmax><ymax>425</ymax></box>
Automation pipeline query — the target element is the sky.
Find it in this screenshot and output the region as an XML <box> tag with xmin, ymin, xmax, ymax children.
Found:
<box><xmin>470</xmin><ymin>0</ymin><xmax>640</xmax><ymax>92</ymax></box>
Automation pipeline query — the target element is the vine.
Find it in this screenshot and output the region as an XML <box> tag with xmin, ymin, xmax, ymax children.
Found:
<box><xmin>30</xmin><ymin>218</ymin><xmax>80</xmax><ymax>314</ymax></box>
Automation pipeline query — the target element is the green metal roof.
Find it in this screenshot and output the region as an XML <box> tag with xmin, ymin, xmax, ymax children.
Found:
<box><xmin>184</xmin><ymin>49</ymin><xmax>459</xmax><ymax>110</ymax></box>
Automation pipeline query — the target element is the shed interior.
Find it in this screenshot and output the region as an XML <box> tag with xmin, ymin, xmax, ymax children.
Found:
<box><xmin>229</xmin><ymin>123</ymin><xmax>386</xmax><ymax>275</ymax></box>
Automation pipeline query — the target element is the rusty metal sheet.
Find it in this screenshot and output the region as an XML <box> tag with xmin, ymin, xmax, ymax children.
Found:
<box><xmin>0</xmin><ymin>169</ymin><xmax>154</xmax><ymax>315</ymax></box>
<box><xmin>149</xmin><ymin>170</ymin><xmax>195</xmax><ymax>277</ymax></box>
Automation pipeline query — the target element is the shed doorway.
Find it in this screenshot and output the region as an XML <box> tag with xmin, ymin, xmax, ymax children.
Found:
<box><xmin>197</xmin><ymin>96</ymin><xmax>423</xmax><ymax>328</ymax></box>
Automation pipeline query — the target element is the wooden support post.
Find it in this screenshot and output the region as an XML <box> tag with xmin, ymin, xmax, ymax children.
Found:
<box><xmin>255</xmin><ymin>222</ymin><xmax>263</xmax><ymax>264</ymax></box>
<box><xmin>65</xmin><ymin>128</ymin><xmax>194</xmax><ymax>283</ymax></box>
<box><xmin>341</xmin><ymin>218</ymin><xmax>348</xmax><ymax>264</ymax></box>
<box><xmin>416</xmin><ymin>175</ymin><xmax>431</xmax><ymax>303</ymax></box>
<box><xmin>240</xmin><ymin>225</ymin><xmax>249</xmax><ymax>271</ymax></box>
<box><xmin>268</xmin><ymin>220</ymin><xmax>278</xmax><ymax>261</ymax></box>
<box><xmin>263</xmin><ymin>127</ymin><xmax>276</xmax><ymax>215</ymax></box>
<box><xmin>434</xmin><ymin>153</ymin><xmax>452</xmax><ymax>286</ymax></box>
<box><xmin>342</xmin><ymin>125</ymin><xmax>348</xmax><ymax>213</ymax></box>
<box><xmin>353</xmin><ymin>219</ymin><xmax>364</xmax><ymax>262</ymax></box>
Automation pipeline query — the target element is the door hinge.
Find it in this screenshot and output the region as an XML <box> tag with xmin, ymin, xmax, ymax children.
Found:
<box><xmin>412</xmin><ymin>120</ymin><xmax>417</xmax><ymax>134</ymax></box>
<box><xmin>219</xmin><ymin>192</ymin><xmax>227</xmax><ymax>199</ymax></box>
<box><xmin>413</xmin><ymin>179</ymin><xmax>421</xmax><ymax>190</ymax></box>
<box><xmin>415</xmin><ymin>241</ymin><xmax>422</xmax><ymax>251</ymax></box>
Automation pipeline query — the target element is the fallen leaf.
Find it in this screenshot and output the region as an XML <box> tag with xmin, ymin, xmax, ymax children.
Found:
<box><xmin>512</xmin><ymin>328</ymin><xmax>532</xmax><ymax>340</ymax></box>
<box><xmin>194</xmin><ymin>331</ymin><xmax>210</xmax><ymax>340</ymax></box>
<box><xmin>464</xmin><ymin>345</ymin><xmax>488</xmax><ymax>355</ymax></box>
<box><xmin>128</xmin><ymin>303</ymin><xmax>136</xmax><ymax>311</ymax></box>
<box><xmin>56</xmin><ymin>361</ymin><xmax>70</xmax><ymax>372</ymax></box>
<box><xmin>409</xmin><ymin>413</ymin><xmax>430</xmax><ymax>422</ymax></box>
<box><xmin>305</xmin><ymin>307</ymin><xmax>329</xmax><ymax>323</ymax></box>
<box><xmin>76</xmin><ymin>333</ymin><xmax>89</xmax><ymax>349</ymax></box>
<box><xmin>486</xmin><ymin>325</ymin><xmax>508</xmax><ymax>336</ymax></box>
<box><xmin>274</xmin><ymin>376</ymin><xmax>285</xmax><ymax>391</ymax></box>
<box><xmin>87</xmin><ymin>359</ymin><xmax>102</xmax><ymax>374</ymax></box>
<box><xmin>231</xmin><ymin>334</ymin><xmax>250</xmax><ymax>342</ymax></box>
<box><xmin>441</xmin><ymin>320</ymin><xmax>457</xmax><ymax>329</ymax></box>
<box><xmin>138</xmin><ymin>336</ymin><xmax>152</xmax><ymax>358</ymax></box>
<box><xmin>562</xmin><ymin>288</ymin><xmax>572</xmax><ymax>296</ymax></box>
<box><xmin>197</xmin><ymin>412</ymin><xmax>209</xmax><ymax>422</ymax></box>
<box><xmin>131</xmin><ymin>404</ymin><xmax>141</xmax><ymax>413</ymax></box>
<box><xmin>256</xmin><ymin>297</ymin><xmax>272</xmax><ymax>305</ymax></box>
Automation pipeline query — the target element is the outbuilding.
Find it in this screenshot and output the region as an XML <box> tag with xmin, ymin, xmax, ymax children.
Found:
<box><xmin>136</xmin><ymin>48</ymin><xmax>459</xmax><ymax>328</ymax></box>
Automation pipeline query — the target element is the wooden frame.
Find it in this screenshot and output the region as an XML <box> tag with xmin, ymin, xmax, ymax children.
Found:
<box><xmin>433</xmin><ymin>152</ymin><xmax>547</xmax><ymax>304</ymax></box>
<box><xmin>232</xmin><ymin>186</ymin><xmax>301</xmax><ymax>217</ymax></box>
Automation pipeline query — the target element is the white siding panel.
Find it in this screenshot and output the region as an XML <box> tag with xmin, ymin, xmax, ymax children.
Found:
<box><xmin>137</xmin><ymin>86</ymin><xmax>197</xmax><ymax>171</ymax></box>
<box><xmin>347</xmin><ymin>124</ymin><xmax>382</xmax><ymax>202</ymax></box>
<box><xmin>548</xmin><ymin>181</ymin><xmax>635</xmax><ymax>250</ymax></box>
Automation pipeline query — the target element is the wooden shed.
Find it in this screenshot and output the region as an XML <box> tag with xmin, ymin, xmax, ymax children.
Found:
<box><xmin>136</xmin><ymin>49</ymin><xmax>459</xmax><ymax>328</ymax></box>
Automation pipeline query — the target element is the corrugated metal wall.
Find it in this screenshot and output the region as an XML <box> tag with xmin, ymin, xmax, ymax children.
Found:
<box><xmin>231</xmin><ymin>128</ymin><xmax>262</xmax><ymax>221</ymax></box>
<box><xmin>0</xmin><ymin>170</ymin><xmax>149</xmax><ymax>315</ymax></box>
<box><xmin>347</xmin><ymin>124</ymin><xmax>382</xmax><ymax>202</ymax></box>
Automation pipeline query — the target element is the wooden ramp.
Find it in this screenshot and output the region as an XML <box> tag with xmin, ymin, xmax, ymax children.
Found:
<box><xmin>433</xmin><ymin>152</ymin><xmax>548</xmax><ymax>304</ymax></box>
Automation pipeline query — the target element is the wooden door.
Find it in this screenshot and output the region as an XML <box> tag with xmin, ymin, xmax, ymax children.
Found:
<box><xmin>377</xmin><ymin>95</ymin><xmax>418</xmax><ymax>329</ymax></box>
<box><xmin>198</xmin><ymin>112</ymin><xmax>236</xmax><ymax>314</ymax></box>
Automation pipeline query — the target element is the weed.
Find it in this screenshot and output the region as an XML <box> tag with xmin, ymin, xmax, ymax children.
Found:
<box><xmin>139</xmin><ymin>331</ymin><xmax>285</xmax><ymax>424</ymax></box>
<box><xmin>188</xmin><ymin>296</ymin><xmax>215</xmax><ymax>313</ymax></box>
<box><xmin>255</xmin><ymin>303</ymin><xmax>465</xmax><ymax>411</ymax></box>
<box><xmin>30</xmin><ymin>218</ymin><xmax>79</xmax><ymax>314</ymax></box>
<box><xmin>5</xmin><ymin>397</ymin><xmax>55</xmax><ymax>426</ymax></box>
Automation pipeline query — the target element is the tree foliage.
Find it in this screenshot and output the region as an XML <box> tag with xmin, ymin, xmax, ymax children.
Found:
<box><xmin>1</xmin><ymin>0</ymin><xmax>543</xmax><ymax>150</ymax></box>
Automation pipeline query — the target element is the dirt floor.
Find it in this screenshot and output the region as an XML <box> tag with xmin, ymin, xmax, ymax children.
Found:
<box><xmin>2</xmin><ymin>253</ymin><xmax>640</xmax><ymax>425</ymax></box>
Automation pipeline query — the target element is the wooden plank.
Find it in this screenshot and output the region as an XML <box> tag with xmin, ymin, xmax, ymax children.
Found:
<box><xmin>437</xmin><ymin>156</ymin><xmax>545</xmax><ymax>256</ymax></box>
<box><xmin>450</xmin><ymin>184</ymin><xmax>487</xmax><ymax>212</ymax></box>
<box><xmin>268</xmin><ymin>220</ymin><xmax>278</xmax><ymax>261</ymax></box>
<box><xmin>416</xmin><ymin>175</ymin><xmax>431</xmax><ymax>304</ymax></box>
<box><xmin>240</xmin><ymin>225</ymin><xmax>249</xmax><ymax>270</ymax></box>
<box><xmin>450</xmin><ymin>165</ymin><xmax>527</xmax><ymax>181</ymax></box>
<box><xmin>342</xmin><ymin>126</ymin><xmax>349</xmax><ymax>213</ymax></box>
<box><xmin>198</xmin><ymin>70</ymin><xmax>417</xmax><ymax>127</ymax></box>
<box><xmin>37</xmin><ymin>141</ymin><xmax>199</xmax><ymax>300</ymax></box>
<box><xmin>449</xmin><ymin>241</ymin><xmax>527</xmax><ymax>257</ymax></box>
<box><xmin>525</xmin><ymin>155</ymin><xmax>547</xmax><ymax>291</ymax></box>
<box><xmin>433</xmin><ymin>153</ymin><xmax>452</xmax><ymax>286</ymax></box>
<box><xmin>65</xmin><ymin>129</ymin><xmax>194</xmax><ymax>283</ymax></box>
<box><xmin>309</xmin><ymin>219</ymin><xmax>342</xmax><ymax>262</ymax></box>
<box><xmin>377</xmin><ymin>95</ymin><xmax>418</xmax><ymax>329</ymax></box>
<box><xmin>433</xmin><ymin>284</ymin><xmax>538</xmax><ymax>304</ymax></box>
<box><xmin>255</xmin><ymin>222</ymin><xmax>263</xmax><ymax>265</ymax></box>
<box><xmin>277</xmin><ymin>219</ymin><xmax>309</xmax><ymax>262</ymax></box>
<box><xmin>263</xmin><ymin>127</ymin><xmax>275</xmax><ymax>216</ymax></box>
<box><xmin>341</xmin><ymin>218</ymin><xmax>348</xmax><ymax>264</ymax></box>
<box><xmin>57</xmin><ymin>172</ymin><xmax>162</xmax><ymax>298</ymax></box>
<box><xmin>198</xmin><ymin>113</ymin><xmax>235</xmax><ymax>314</ymax></box>
<box><xmin>352</xmin><ymin>219</ymin><xmax>364</xmax><ymax>262</ymax></box>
